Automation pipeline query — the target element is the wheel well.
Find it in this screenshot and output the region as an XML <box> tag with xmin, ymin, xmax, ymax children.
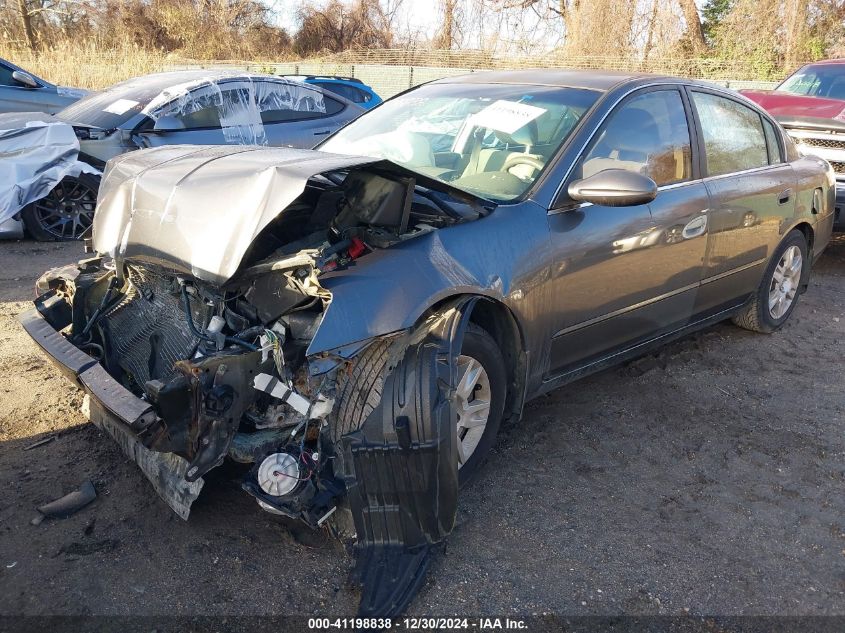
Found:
<box><xmin>467</xmin><ymin>299</ymin><xmax>526</xmax><ymax>422</ymax></box>
<box><xmin>793</xmin><ymin>221</ymin><xmax>814</xmax><ymax>252</ymax></box>
<box><xmin>424</xmin><ymin>295</ymin><xmax>527</xmax><ymax>421</ymax></box>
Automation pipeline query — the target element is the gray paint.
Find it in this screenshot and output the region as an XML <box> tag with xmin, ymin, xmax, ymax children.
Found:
<box><xmin>0</xmin><ymin>58</ymin><xmax>86</xmax><ymax>115</ymax></box>
<box><xmin>93</xmin><ymin>72</ymin><xmax>836</xmax><ymax>401</ymax></box>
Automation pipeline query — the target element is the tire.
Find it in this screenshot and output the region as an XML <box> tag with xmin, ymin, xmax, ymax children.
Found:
<box><xmin>21</xmin><ymin>173</ymin><xmax>100</xmax><ymax>241</ymax></box>
<box><xmin>333</xmin><ymin>323</ymin><xmax>506</xmax><ymax>487</ymax></box>
<box><xmin>732</xmin><ymin>230</ymin><xmax>808</xmax><ymax>333</ymax></box>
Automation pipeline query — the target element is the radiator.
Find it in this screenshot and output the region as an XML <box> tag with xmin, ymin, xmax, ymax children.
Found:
<box><xmin>101</xmin><ymin>265</ymin><xmax>209</xmax><ymax>390</ymax></box>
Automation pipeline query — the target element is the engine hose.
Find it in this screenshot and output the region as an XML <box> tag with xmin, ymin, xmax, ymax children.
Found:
<box><xmin>180</xmin><ymin>285</ymin><xmax>259</xmax><ymax>352</ymax></box>
<box><xmin>74</xmin><ymin>276</ymin><xmax>121</xmax><ymax>342</ymax></box>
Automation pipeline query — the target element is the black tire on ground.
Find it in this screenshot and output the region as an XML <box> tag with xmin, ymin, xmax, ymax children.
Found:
<box><xmin>732</xmin><ymin>229</ymin><xmax>808</xmax><ymax>333</ymax></box>
<box><xmin>333</xmin><ymin>323</ymin><xmax>506</xmax><ymax>488</ymax></box>
<box><xmin>21</xmin><ymin>173</ymin><xmax>100</xmax><ymax>242</ymax></box>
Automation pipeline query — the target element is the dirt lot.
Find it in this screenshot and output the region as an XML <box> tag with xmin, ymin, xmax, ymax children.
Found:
<box><xmin>1</xmin><ymin>236</ymin><xmax>844</xmax><ymax>618</ymax></box>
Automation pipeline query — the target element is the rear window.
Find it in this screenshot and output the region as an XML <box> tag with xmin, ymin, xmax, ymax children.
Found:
<box><xmin>315</xmin><ymin>82</ymin><xmax>369</xmax><ymax>103</ymax></box>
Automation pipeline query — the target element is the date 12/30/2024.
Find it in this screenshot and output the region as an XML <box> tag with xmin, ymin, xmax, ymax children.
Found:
<box><xmin>308</xmin><ymin>618</ymin><xmax>528</xmax><ymax>630</ymax></box>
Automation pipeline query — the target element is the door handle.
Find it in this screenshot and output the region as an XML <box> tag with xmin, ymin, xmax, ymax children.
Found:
<box><xmin>682</xmin><ymin>215</ymin><xmax>708</xmax><ymax>239</ymax></box>
<box><xmin>313</xmin><ymin>130</ymin><xmax>331</xmax><ymax>136</ymax></box>
<box><xmin>778</xmin><ymin>189</ymin><xmax>792</xmax><ymax>205</ymax></box>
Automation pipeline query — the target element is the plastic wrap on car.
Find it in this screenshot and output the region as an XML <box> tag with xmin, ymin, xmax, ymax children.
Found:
<box><xmin>0</xmin><ymin>116</ymin><xmax>100</xmax><ymax>223</ymax></box>
<box><xmin>143</xmin><ymin>76</ymin><xmax>326</xmax><ymax>146</ymax></box>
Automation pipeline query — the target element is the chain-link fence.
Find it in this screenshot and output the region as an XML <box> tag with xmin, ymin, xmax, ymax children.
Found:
<box><xmin>170</xmin><ymin>58</ymin><xmax>782</xmax><ymax>99</ymax></box>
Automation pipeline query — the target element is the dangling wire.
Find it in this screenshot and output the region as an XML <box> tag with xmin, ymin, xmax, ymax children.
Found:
<box><xmin>263</xmin><ymin>328</ymin><xmax>285</xmax><ymax>378</ymax></box>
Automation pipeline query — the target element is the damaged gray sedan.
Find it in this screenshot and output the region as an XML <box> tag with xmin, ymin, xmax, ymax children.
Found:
<box><xmin>20</xmin><ymin>70</ymin><xmax>835</xmax><ymax>616</ymax></box>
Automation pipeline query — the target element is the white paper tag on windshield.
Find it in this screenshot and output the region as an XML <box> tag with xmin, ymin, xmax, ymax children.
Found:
<box><xmin>470</xmin><ymin>100</ymin><xmax>547</xmax><ymax>134</ymax></box>
<box><xmin>103</xmin><ymin>99</ymin><xmax>139</xmax><ymax>115</ymax></box>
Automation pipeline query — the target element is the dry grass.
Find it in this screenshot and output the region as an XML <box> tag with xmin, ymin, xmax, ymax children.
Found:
<box><xmin>0</xmin><ymin>41</ymin><xmax>799</xmax><ymax>91</ymax></box>
<box><xmin>0</xmin><ymin>42</ymin><xmax>176</xmax><ymax>89</ymax></box>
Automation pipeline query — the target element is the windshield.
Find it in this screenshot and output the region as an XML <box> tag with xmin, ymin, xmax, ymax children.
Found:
<box><xmin>320</xmin><ymin>82</ymin><xmax>600</xmax><ymax>202</ymax></box>
<box><xmin>56</xmin><ymin>79</ymin><xmax>169</xmax><ymax>128</ymax></box>
<box><xmin>778</xmin><ymin>65</ymin><xmax>845</xmax><ymax>100</ymax></box>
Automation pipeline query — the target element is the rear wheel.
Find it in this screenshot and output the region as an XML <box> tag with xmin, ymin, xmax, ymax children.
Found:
<box><xmin>21</xmin><ymin>173</ymin><xmax>99</xmax><ymax>241</ymax></box>
<box><xmin>732</xmin><ymin>230</ymin><xmax>808</xmax><ymax>333</ymax></box>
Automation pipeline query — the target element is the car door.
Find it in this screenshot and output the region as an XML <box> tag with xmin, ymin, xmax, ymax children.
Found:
<box><xmin>686</xmin><ymin>89</ymin><xmax>797</xmax><ymax>315</ymax></box>
<box><xmin>259</xmin><ymin>84</ymin><xmax>354</xmax><ymax>149</ymax></box>
<box><xmin>546</xmin><ymin>87</ymin><xmax>710</xmax><ymax>376</ymax></box>
<box><xmin>137</xmin><ymin>83</ymin><xmax>264</xmax><ymax>148</ymax></box>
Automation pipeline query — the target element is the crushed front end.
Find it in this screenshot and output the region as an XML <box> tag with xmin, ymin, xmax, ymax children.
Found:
<box><xmin>20</xmin><ymin>145</ymin><xmax>487</xmax><ymax>615</ymax></box>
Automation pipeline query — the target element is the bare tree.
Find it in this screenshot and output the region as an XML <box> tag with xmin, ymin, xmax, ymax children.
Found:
<box><xmin>435</xmin><ymin>0</ymin><xmax>457</xmax><ymax>49</ymax></box>
<box><xmin>784</xmin><ymin>0</ymin><xmax>809</xmax><ymax>66</ymax></box>
<box><xmin>678</xmin><ymin>0</ymin><xmax>706</xmax><ymax>52</ymax></box>
<box><xmin>16</xmin><ymin>0</ymin><xmax>37</xmax><ymax>49</ymax></box>
<box><xmin>294</xmin><ymin>0</ymin><xmax>394</xmax><ymax>55</ymax></box>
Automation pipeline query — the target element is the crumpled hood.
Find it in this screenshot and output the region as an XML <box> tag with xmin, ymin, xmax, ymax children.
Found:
<box><xmin>742</xmin><ymin>89</ymin><xmax>845</xmax><ymax>130</ymax></box>
<box><xmin>93</xmin><ymin>145</ymin><xmax>382</xmax><ymax>284</ymax></box>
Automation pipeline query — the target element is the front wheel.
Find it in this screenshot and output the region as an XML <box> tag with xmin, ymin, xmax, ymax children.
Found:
<box><xmin>732</xmin><ymin>230</ymin><xmax>808</xmax><ymax>333</ymax></box>
<box><xmin>21</xmin><ymin>173</ymin><xmax>100</xmax><ymax>241</ymax></box>
<box><xmin>333</xmin><ymin>323</ymin><xmax>506</xmax><ymax>488</ymax></box>
<box><xmin>453</xmin><ymin>324</ymin><xmax>506</xmax><ymax>486</ymax></box>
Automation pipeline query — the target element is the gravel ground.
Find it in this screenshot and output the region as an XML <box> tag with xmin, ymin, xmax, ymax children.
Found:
<box><xmin>0</xmin><ymin>237</ymin><xmax>843</xmax><ymax>618</ymax></box>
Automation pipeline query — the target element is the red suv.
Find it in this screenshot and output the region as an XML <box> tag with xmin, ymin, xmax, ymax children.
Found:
<box><xmin>744</xmin><ymin>60</ymin><xmax>845</xmax><ymax>229</ymax></box>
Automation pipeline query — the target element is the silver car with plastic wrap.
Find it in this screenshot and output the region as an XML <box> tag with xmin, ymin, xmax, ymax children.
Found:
<box><xmin>0</xmin><ymin>69</ymin><xmax>362</xmax><ymax>241</ymax></box>
<box><xmin>20</xmin><ymin>70</ymin><xmax>834</xmax><ymax>616</ymax></box>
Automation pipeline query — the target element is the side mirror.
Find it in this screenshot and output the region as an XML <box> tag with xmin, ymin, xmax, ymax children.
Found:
<box><xmin>152</xmin><ymin>115</ymin><xmax>186</xmax><ymax>132</ymax></box>
<box><xmin>567</xmin><ymin>169</ymin><xmax>657</xmax><ymax>207</ymax></box>
<box><xmin>12</xmin><ymin>70</ymin><xmax>38</xmax><ymax>89</ymax></box>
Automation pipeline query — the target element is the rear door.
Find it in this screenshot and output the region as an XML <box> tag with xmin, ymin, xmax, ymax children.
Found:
<box><xmin>686</xmin><ymin>89</ymin><xmax>797</xmax><ymax>315</ymax></box>
<box><xmin>258</xmin><ymin>84</ymin><xmax>352</xmax><ymax>149</ymax></box>
<box><xmin>547</xmin><ymin>87</ymin><xmax>710</xmax><ymax>375</ymax></box>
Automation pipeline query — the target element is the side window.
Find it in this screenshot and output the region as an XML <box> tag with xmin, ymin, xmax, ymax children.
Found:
<box><xmin>168</xmin><ymin>87</ymin><xmax>258</xmax><ymax>132</ymax></box>
<box><xmin>0</xmin><ymin>64</ymin><xmax>16</xmax><ymax>87</ymax></box>
<box><xmin>177</xmin><ymin>106</ymin><xmax>221</xmax><ymax>129</ymax></box>
<box><xmin>316</xmin><ymin>82</ymin><xmax>368</xmax><ymax>103</ymax></box>
<box><xmin>576</xmin><ymin>90</ymin><xmax>692</xmax><ymax>187</ymax></box>
<box><xmin>691</xmin><ymin>92</ymin><xmax>769</xmax><ymax>176</ymax></box>
<box><xmin>762</xmin><ymin>117</ymin><xmax>783</xmax><ymax>164</ymax></box>
<box><xmin>259</xmin><ymin>87</ymin><xmax>343</xmax><ymax>124</ymax></box>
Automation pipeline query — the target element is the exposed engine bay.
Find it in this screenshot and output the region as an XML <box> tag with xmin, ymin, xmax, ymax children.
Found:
<box><xmin>28</xmin><ymin>145</ymin><xmax>489</xmax><ymax>615</ymax></box>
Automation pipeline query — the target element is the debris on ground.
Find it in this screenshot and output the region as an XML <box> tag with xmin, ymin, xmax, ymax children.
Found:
<box><xmin>34</xmin><ymin>480</ymin><xmax>96</xmax><ymax>521</ymax></box>
<box><xmin>23</xmin><ymin>436</ymin><xmax>55</xmax><ymax>451</ymax></box>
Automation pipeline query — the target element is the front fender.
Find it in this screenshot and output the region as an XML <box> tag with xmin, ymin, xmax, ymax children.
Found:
<box><xmin>306</xmin><ymin>230</ymin><xmax>509</xmax><ymax>356</ymax></box>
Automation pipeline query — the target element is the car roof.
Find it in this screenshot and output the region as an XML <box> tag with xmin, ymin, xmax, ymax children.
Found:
<box><xmin>107</xmin><ymin>69</ymin><xmax>282</xmax><ymax>93</ymax></box>
<box><xmin>282</xmin><ymin>75</ymin><xmax>365</xmax><ymax>85</ymax></box>
<box><xmin>801</xmin><ymin>59</ymin><xmax>845</xmax><ymax>66</ymax></box>
<box><xmin>430</xmin><ymin>69</ymin><xmax>667</xmax><ymax>92</ymax></box>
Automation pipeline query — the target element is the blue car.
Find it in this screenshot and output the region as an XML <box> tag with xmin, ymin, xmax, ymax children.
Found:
<box><xmin>281</xmin><ymin>75</ymin><xmax>382</xmax><ymax>109</ymax></box>
<box><xmin>0</xmin><ymin>58</ymin><xmax>87</xmax><ymax>114</ymax></box>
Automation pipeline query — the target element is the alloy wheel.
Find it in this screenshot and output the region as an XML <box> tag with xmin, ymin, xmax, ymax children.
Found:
<box><xmin>32</xmin><ymin>177</ymin><xmax>96</xmax><ymax>240</ymax></box>
<box><xmin>455</xmin><ymin>353</ymin><xmax>492</xmax><ymax>468</ymax></box>
<box><xmin>768</xmin><ymin>245</ymin><xmax>802</xmax><ymax>320</ymax></box>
